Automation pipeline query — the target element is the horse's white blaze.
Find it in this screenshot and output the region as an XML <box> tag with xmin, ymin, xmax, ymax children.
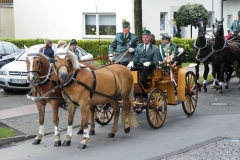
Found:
<box><xmin>29</xmin><ymin>58</ymin><xmax>34</xmax><ymax>81</ymax></box>
<box><xmin>54</xmin><ymin>126</ymin><xmax>59</xmax><ymax>136</ymax></box>
<box><xmin>83</xmin><ymin>128</ymin><xmax>90</xmax><ymax>138</ymax></box>
<box><xmin>39</xmin><ymin>125</ymin><xmax>44</xmax><ymax>136</ymax></box>
<box><xmin>67</xmin><ymin>125</ymin><xmax>73</xmax><ymax>137</ymax></box>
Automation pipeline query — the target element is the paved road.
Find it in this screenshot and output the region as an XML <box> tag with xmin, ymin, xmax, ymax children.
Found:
<box><xmin>1</xmin><ymin>67</ymin><xmax>240</xmax><ymax>159</ymax></box>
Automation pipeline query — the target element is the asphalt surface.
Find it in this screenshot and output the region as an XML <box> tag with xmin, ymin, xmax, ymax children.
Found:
<box><xmin>1</xmin><ymin>64</ymin><xmax>240</xmax><ymax>159</ymax></box>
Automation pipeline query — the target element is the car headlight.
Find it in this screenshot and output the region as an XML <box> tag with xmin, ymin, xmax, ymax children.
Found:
<box><xmin>0</xmin><ymin>68</ymin><xmax>7</xmax><ymax>75</ymax></box>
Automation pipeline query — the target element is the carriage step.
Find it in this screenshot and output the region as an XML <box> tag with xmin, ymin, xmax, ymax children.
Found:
<box><xmin>168</xmin><ymin>100</ymin><xmax>185</xmax><ymax>105</ymax></box>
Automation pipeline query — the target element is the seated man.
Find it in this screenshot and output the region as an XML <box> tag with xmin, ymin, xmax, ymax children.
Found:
<box><xmin>127</xmin><ymin>29</ymin><xmax>159</xmax><ymax>89</ymax></box>
<box><xmin>159</xmin><ymin>33</ymin><xmax>179</xmax><ymax>67</ymax></box>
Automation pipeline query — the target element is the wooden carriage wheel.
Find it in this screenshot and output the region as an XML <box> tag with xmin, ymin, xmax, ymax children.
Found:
<box><xmin>133</xmin><ymin>97</ymin><xmax>146</xmax><ymax>114</ymax></box>
<box><xmin>182</xmin><ymin>71</ymin><xmax>198</xmax><ymax>116</ymax></box>
<box><xmin>146</xmin><ymin>88</ymin><xmax>167</xmax><ymax>129</ymax></box>
<box><xmin>95</xmin><ymin>103</ymin><xmax>113</xmax><ymax>125</ymax></box>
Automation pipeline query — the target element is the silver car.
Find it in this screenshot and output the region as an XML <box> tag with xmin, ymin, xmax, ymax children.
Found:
<box><xmin>0</xmin><ymin>44</ymin><xmax>93</xmax><ymax>92</ymax></box>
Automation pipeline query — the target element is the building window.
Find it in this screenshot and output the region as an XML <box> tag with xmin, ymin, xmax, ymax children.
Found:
<box><xmin>207</xmin><ymin>12</ymin><xmax>213</xmax><ymax>28</ymax></box>
<box><xmin>227</xmin><ymin>15</ymin><xmax>232</xmax><ymax>28</ymax></box>
<box><xmin>85</xmin><ymin>14</ymin><xmax>116</xmax><ymax>36</ymax></box>
<box><xmin>160</xmin><ymin>12</ymin><xmax>167</xmax><ymax>31</ymax></box>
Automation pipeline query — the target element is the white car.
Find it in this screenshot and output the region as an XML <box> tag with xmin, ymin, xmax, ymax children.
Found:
<box><xmin>0</xmin><ymin>44</ymin><xmax>93</xmax><ymax>92</ymax></box>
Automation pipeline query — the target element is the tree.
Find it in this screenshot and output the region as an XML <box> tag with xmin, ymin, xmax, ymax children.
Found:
<box><xmin>176</xmin><ymin>3</ymin><xmax>209</xmax><ymax>38</ymax></box>
<box><xmin>134</xmin><ymin>0</ymin><xmax>143</xmax><ymax>43</ymax></box>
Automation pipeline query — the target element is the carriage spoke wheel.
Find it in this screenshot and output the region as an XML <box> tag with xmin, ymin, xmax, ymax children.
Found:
<box><xmin>182</xmin><ymin>71</ymin><xmax>198</xmax><ymax>116</ymax></box>
<box><xmin>133</xmin><ymin>97</ymin><xmax>146</xmax><ymax>114</ymax></box>
<box><xmin>146</xmin><ymin>88</ymin><xmax>167</xmax><ymax>129</ymax></box>
<box><xmin>95</xmin><ymin>103</ymin><xmax>113</xmax><ymax>126</ymax></box>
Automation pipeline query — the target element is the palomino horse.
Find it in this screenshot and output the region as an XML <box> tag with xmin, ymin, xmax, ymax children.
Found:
<box><xmin>53</xmin><ymin>45</ymin><xmax>138</xmax><ymax>149</ymax></box>
<box><xmin>193</xmin><ymin>18</ymin><xmax>214</xmax><ymax>92</ymax></box>
<box><xmin>211</xmin><ymin>18</ymin><xmax>236</xmax><ymax>93</ymax></box>
<box><xmin>25</xmin><ymin>46</ymin><xmax>95</xmax><ymax>147</ymax></box>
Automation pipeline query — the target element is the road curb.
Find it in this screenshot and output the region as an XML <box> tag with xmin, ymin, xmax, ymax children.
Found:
<box><xmin>0</xmin><ymin>135</ymin><xmax>36</xmax><ymax>146</ymax></box>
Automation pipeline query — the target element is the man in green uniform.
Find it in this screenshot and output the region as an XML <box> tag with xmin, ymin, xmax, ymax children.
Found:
<box><xmin>109</xmin><ymin>19</ymin><xmax>139</xmax><ymax>66</ymax></box>
<box><xmin>228</xmin><ymin>10</ymin><xmax>240</xmax><ymax>40</ymax></box>
<box><xmin>159</xmin><ymin>33</ymin><xmax>179</xmax><ymax>66</ymax></box>
<box><xmin>127</xmin><ymin>30</ymin><xmax>159</xmax><ymax>89</ymax></box>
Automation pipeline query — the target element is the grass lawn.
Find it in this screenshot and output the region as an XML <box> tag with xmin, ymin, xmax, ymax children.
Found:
<box><xmin>0</xmin><ymin>127</ymin><xmax>15</xmax><ymax>138</ymax></box>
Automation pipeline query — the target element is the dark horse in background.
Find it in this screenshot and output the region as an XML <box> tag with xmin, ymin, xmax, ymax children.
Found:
<box><xmin>193</xmin><ymin>18</ymin><xmax>216</xmax><ymax>92</ymax></box>
<box><xmin>211</xmin><ymin>18</ymin><xmax>240</xmax><ymax>93</ymax></box>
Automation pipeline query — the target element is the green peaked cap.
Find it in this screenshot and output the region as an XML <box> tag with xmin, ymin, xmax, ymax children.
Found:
<box><xmin>142</xmin><ymin>30</ymin><xmax>151</xmax><ymax>36</ymax></box>
<box><xmin>122</xmin><ymin>19</ymin><xmax>130</xmax><ymax>27</ymax></box>
<box><xmin>161</xmin><ymin>33</ymin><xmax>172</xmax><ymax>40</ymax></box>
<box><xmin>238</xmin><ymin>10</ymin><xmax>240</xmax><ymax>16</ymax></box>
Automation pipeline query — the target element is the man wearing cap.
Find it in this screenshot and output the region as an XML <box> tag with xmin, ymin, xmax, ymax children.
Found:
<box><xmin>69</xmin><ymin>39</ymin><xmax>81</xmax><ymax>61</ymax></box>
<box><xmin>127</xmin><ymin>30</ymin><xmax>159</xmax><ymax>89</ymax></box>
<box><xmin>159</xmin><ymin>33</ymin><xmax>179</xmax><ymax>65</ymax></box>
<box><xmin>109</xmin><ymin>19</ymin><xmax>139</xmax><ymax>66</ymax></box>
<box><xmin>228</xmin><ymin>10</ymin><xmax>240</xmax><ymax>40</ymax></box>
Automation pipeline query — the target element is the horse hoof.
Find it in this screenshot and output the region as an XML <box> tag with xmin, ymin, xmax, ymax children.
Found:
<box><xmin>89</xmin><ymin>130</ymin><xmax>95</xmax><ymax>135</ymax></box>
<box><xmin>77</xmin><ymin>130</ymin><xmax>83</xmax><ymax>134</ymax></box>
<box><xmin>62</xmin><ymin>140</ymin><xmax>71</xmax><ymax>146</ymax></box>
<box><xmin>54</xmin><ymin>140</ymin><xmax>61</xmax><ymax>147</ymax></box>
<box><xmin>78</xmin><ymin>143</ymin><xmax>87</xmax><ymax>149</ymax></box>
<box><xmin>32</xmin><ymin>139</ymin><xmax>41</xmax><ymax>145</ymax></box>
<box><xmin>225</xmin><ymin>85</ymin><xmax>229</xmax><ymax>89</ymax></box>
<box><xmin>217</xmin><ymin>90</ymin><xmax>223</xmax><ymax>94</ymax></box>
<box><xmin>124</xmin><ymin>127</ymin><xmax>130</xmax><ymax>133</ymax></box>
<box><xmin>108</xmin><ymin>133</ymin><xmax>115</xmax><ymax>138</ymax></box>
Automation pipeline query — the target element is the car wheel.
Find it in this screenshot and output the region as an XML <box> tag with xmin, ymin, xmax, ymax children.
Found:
<box><xmin>3</xmin><ymin>89</ymin><xmax>13</xmax><ymax>92</ymax></box>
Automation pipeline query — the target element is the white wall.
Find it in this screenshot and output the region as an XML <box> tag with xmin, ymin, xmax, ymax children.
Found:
<box><xmin>14</xmin><ymin>0</ymin><xmax>134</xmax><ymax>39</ymax></box>
<box><xmin>14</xmin><ymin>0</ymin><xmax>240</xmax><ymax>40</ymax></box>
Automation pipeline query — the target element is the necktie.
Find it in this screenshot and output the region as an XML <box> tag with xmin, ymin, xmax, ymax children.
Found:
<box><xmin>144</xmin><ymin>46</ymin><xmax>146</xmax><ymax>54</ymax></box>
<box><xmin>124</xmin><ymin>34</ymin><xmax>127</xmax><ymax>39</ymax></box>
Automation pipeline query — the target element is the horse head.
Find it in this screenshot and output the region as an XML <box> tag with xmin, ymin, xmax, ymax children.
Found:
<box><xmin>197</xmin><ymin>18</ymin><xmax>207</xmax><ymax>37</ymax></box>
<box><xmin>25</xmin><ymin>45</ymin><xmax>46</xmax><ymax>83</ymax></box>
<box><xmin>54</xmin><ymin>43</ymin><xmax>84</xmax><ymax>83</ymax></box>
<box><xmin>213</xmin><ymin>18</ymin><xmax>224</xmax><ymax>38</ymax></box>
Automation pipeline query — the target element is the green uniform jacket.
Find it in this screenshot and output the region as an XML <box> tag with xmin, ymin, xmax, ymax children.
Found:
<box><xmin>109</xmin><ymin>32</ymin><xmax>139</xmax><ymax>63</ymax></box>
<box><xmin>230</xmin><ymin>20</ymin><xmax>240</xmax><ymax>36</ymax></box>
<box><xmin>133</xmin><ymin>43</ymin><xmax>159</xmax><ymax>66</ymax></box>
<box><xmin>159</xmin><ymin>43</ymin><xmax>179</xmax><ymax>62</ymax></box>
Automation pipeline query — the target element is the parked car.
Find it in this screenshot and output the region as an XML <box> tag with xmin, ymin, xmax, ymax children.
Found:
<box><xmin>0</xmin><ymin>44</ymin><xmax>93</xmax><ymax>92</ymax></box>
<box><xmin>0</xmin><ymin>41</ymin><xmax>22</xmax><ymax>68</ymax></box>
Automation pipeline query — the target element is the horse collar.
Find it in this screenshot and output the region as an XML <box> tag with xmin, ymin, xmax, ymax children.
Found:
<box><xmin>212</xmin><ymin>39</ymin><xmax>227</xmax><ymax>52</ymax></box>
<box><xmin>194</xmin><ymin>38</ymin><xmax>208</xmax><ymax>50</ymax></box>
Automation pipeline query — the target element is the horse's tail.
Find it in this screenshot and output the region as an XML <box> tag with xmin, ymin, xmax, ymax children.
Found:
<box><xmin>121</xmin><ymin>84</ymin><xmax>138</xmax><ymax>128</ymax></box>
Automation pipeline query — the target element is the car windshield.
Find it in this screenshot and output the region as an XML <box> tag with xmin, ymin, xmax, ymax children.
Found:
<box><xmin>16</xmin><ymin>51</ymin><xmax>27</xmax><ymax>61</ymax></box>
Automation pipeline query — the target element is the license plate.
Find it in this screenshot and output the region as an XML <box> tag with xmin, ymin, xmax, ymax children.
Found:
<box><xmin>10</xmin><ymin>79</ymin><xmax>27</xmax><ymax>84</ymax></box>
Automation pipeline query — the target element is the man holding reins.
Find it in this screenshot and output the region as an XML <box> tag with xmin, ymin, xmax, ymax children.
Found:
<box><xmin>108</xmin><ymin>19</ymin><xmax>139</xmax><ymax>66</ymax></box>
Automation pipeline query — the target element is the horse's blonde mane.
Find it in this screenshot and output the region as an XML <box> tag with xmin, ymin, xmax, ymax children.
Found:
<box><xmin>67</xmin><ymin>50</ymin><xmax>80</xmax><ymax>70</ymax></box>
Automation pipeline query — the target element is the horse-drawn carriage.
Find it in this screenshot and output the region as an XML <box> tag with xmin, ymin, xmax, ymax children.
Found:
<box><xmin>24</xmin><ymin>42</ymin><xmax>197</xmax><ymax>148</ymax></box>
<box><xmin>95</xmin><ymin>48</ymin><xmax>198</xmax><ymax>129</ymax></box>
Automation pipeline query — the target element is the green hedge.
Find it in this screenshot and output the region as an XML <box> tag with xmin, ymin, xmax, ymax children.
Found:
<box><xmin>0</xmin><ymin>38</ymin><xmax>195</xmax><ymax>62</ymax></box>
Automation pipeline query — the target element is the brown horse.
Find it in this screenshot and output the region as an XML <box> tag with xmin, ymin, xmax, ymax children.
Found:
<box><xmin>25</xmin><ymin>45</ymin><xmax>95</xmax><ymax>147</ymax></box>
<box><xmin>53</xmin><ymin>45</ymin><xmax>138</xmax><ymax>149</ymax></box>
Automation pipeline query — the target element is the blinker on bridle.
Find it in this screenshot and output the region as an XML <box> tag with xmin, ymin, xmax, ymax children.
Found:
<box><xmin>27</xmin><ymin>53</ymin><xmax>42</xmax><ymax>73</ymax></box>
<box><xmin>54</xmin><ymin>53</ymin><xmax>70</xmax><ymax>73</ymax></box>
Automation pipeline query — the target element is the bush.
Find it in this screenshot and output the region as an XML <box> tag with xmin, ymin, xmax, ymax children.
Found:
<box><xmin>0</xmin><ymin>38</ymin><xmax>195</xmax><ymax>62</ymax></box>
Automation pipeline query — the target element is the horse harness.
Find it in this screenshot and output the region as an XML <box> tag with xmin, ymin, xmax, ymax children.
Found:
<box><xmin>194</xmin><ymin>38</ymin><xmax>213</xmax><ymax>63</ymax></box>
<box><xmin>57</xmin><ymin>66</ymin><xmax>119</xmax><ymax>105</ymax></box>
